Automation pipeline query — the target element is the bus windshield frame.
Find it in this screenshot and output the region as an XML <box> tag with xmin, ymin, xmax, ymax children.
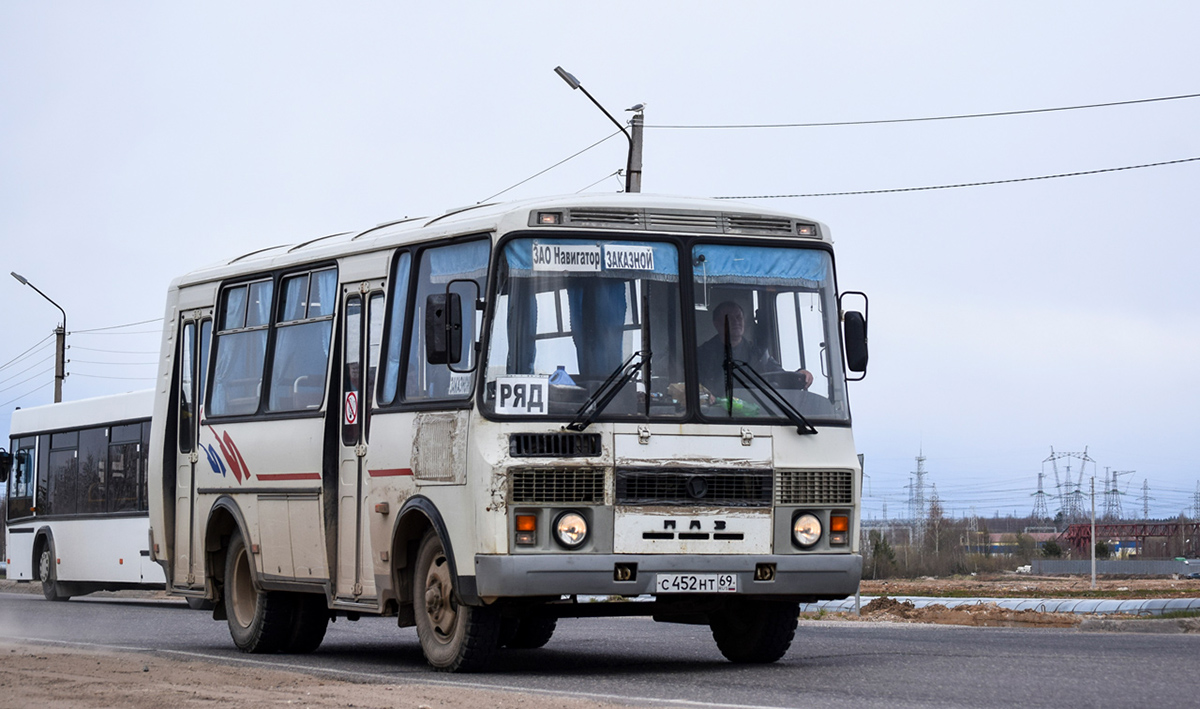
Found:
<box><xmin>479</xmin><ymin>232</ymin><xmax>850</xmax><ymax>426</ymax></box>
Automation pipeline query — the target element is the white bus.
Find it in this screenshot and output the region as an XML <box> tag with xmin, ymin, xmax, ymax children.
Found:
<box><xmin>3</xmin><ymin>390</ymin><xmax>165</xmax><ymax>600</ymax></box>
<box><xmin>148</xmin><ymin>194</ymin><xmax>869</xmax><ymax>671</ymax></box>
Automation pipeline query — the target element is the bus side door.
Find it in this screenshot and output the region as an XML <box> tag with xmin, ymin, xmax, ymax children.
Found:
<box><xmin>335</xmin><ymin>287</ymin><xmax>383</xmax><ymax>601</ymax></box>
<box><xmin>174</xmin><ymin>316</ymin><xmax>211</xmax><ymax>589</ymax></box>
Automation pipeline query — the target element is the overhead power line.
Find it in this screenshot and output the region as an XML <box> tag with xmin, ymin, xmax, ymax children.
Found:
<box><xmin>480</xmin><ymin>130</ymin><xmax>624</xmax><ymax>203</ymax></box>
<box><xmin>1</xmin><ymin>381</ymin><xmax>52</xmax><ymax>408</ymax></box>
<box><xmin>0</xmin><ymin>354</ymin><xmax>55</xmax><ymax>385</ymax></box>
<box><xmin>653</xmin><ymin>91</ymin><xmax>1200</xmax><ymax>129</ymax></box>
<box><xmin>73</xmin><ymin>329</ymin><xmax>161</xmax><ymax>336</ymax></box>
<box><xmin>714</xmin><ymin>155</ymin><xmax>1200</xmax><ymax>200</ymax></box>
<box><xmin>70</xmin><ymin>373</ymin><xmax>156</xmax><ymax>381</ymax></box>
<box><xmin>0</xmin><ymin>334</ymin><xmax>55</xmax><ymax>372</ymax></box>
<box><xmin>72</xmin><ymin>317</ymin><xmax>162</xmax><ymax>334</ymax></box>
<box><xmin>0</xmin><ymin>366</ymin><xmax>55</xmax><ymax>395</ymax></box>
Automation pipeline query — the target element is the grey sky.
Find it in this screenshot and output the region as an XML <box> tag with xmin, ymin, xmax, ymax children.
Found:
<box><xmin>3</xmin><ymin>2</ymin><xmax>1198</xmax><ymax>519</ymax></box>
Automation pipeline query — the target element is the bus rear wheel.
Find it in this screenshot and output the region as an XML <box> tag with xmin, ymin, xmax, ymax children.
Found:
<box><xmin>709</xmin><ymin>599</ymin><xmax>799</xmax><ymax>664</ymax></box>
<box><xmin>224</xmin><ymin>529</ymin><xmax>293</xmax><ymax>653</ymax></box>
<box><xmin>39</xmin><ymin>544</ymin><xmax>70</xmax><ymax>602</ymax></box>
<box><xmin>285</xmin><ymin>592</ymin><xmax>330</xmax><ymax>653</ymax></box>
<box><xmin>413</xmin><ymin>530</ymin><xmax>500</xmax><ymax>672</ymax></box>
<box><xmin>499</xmin><ymin>614</ymin><xmax>557</xmax><ymax>649</ymax></box>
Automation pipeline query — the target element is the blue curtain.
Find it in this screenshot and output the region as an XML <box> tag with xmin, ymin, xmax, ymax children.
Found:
<box><xmin>568</xmin><ymin>279</ymin><xmax>627</xmax><ymax>379</ymax></box>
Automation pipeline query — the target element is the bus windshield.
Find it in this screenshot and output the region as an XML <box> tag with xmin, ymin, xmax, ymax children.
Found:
<box><xmin>484</xmin><ymin>236</ymin><xmax>684</xmax><ymax>420</ymax></box>
<box><xmin>692</xmin><ymin>243</ymin><xmax>849</xmax><ymax>423</ymax></box>
<box><xmin>482</xmin><ymin>236</ymin><xmax>849</xmax><ymax>424</ymax></box>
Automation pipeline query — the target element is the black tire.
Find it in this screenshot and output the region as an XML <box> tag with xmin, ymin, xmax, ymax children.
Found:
<box><xmin>710</xmin><ymin>599</ymin><xmax>799</xmax><ymax>664</ymax></box>
<box><xmin>39</xmin><ymin>542</ymin><xmax>70</xmax><ymax>602</ymax></box>
<box><xmin>499</xmin><ymin>614</ymin><xmax>557</xmax><ymax>649</ymax></box>
<box><xmin>186</xmin><ymin>596</ymin><xmax>216</xmax><ymax>611</ymax></box>
<box><xmin>413</xmin><ymin>529</ymin><xmax>501</xmax><ymax>672</ymax></box>
<box><xmin>224</xmin><ymin>529</ymin><xmax>294</xmax><ymax>653</ymax></box>
<box><xmin>284</xmin><ymin>592</ymin><xmax>329</xmax><ymax>654</ymax></box>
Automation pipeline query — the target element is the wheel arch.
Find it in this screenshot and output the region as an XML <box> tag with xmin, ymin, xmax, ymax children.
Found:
<box><xmin>204</xmin><ymin>496</ymin><xmax>253</xmax><ymax>591</ymax></box>
<box><xmin>32</xmin><ymin>526</ymin><xmax>55</xmax><ymax>581</ymax></box>
<box><xmin>391</xmin><ymin>495</ymin><xmax>479</xmax><ymax>606</ymax></box>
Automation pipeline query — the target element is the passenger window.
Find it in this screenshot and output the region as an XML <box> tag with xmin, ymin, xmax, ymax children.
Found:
<box><xmin>267</xmin><ymin>267</ymin><xmax>337</xmax><ymax>412</ymax></box>
<box><xmin>210</xmin><ymin>278</ymin><xmax>274</xmax><ymax>416</ymax></box>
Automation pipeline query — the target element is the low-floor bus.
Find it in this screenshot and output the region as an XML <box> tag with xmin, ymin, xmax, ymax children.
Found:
<box><xmin>3</xmin><ymin>390</ymin><xmax>165</xmax><ymax>600</ymax></box>
<box><xmin>147</xmin><ymin>194</ymin><xmax>870</xmax><ymax>671</ymax></box>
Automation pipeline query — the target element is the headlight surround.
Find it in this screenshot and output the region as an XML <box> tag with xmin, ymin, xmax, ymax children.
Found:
<box><xmin>554</xmin><ymin>510</ymin><xmax>589</xmax><ymax>549</ymax></box>
<box><xmin>792</xmin><ymin>512</ymin><xmax>822</xmax><ymax>548</ymax></box>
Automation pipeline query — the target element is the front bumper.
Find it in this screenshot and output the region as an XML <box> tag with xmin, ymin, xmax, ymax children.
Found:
<box><xmin>473</xmin><ymin>552</ymin><xmax>862</xmax><ymax>599</ymax></box>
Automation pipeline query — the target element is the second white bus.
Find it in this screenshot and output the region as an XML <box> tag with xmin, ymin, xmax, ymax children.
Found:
<box><xmin>3</xmin><ymin>390</ymin><xmax>164</xmax><ymax>600</ymax></box>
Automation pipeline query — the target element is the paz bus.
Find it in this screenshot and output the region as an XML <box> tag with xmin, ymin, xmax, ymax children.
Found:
<box><xmin>146</xmin><ymin>194</ymin><xmax>870</xmax><ymax>671</ymax></box>
<box><xmin>2</xmin><ymin>390</ymin><xmax>165</xmax><ymax>600</ymax></box>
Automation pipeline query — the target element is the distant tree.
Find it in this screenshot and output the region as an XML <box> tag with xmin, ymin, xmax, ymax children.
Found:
<box><xmin>1040</xmin><ymin>540</ymin><xmax>1063</xmax><ymax>558</ymax></box>
<box><xmin>868</xmin><ymin>530</ymin><xmax>897</xmax><ymax>579</ymax></box>
<box><xmin>1094</xmin><ymin>540</ymin><xmax>1112</xmax><ymax>560</ymax></box>
<box><xmin>1014</xmin><ymin>533</ymin><xmax>1037</xmax><ymax>563</ymax></box>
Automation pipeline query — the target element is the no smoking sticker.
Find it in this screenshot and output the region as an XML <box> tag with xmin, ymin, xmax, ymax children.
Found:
<box><xmin>344</xmin><ymin>391</ymin><xmax>358</xmax><ymax>425</ymax></box>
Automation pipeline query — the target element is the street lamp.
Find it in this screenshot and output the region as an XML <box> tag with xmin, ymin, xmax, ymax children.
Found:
<box><xmin>11</xmin><ymin>271</ymin><xmax>67</xmax><ymax>403</ymax></box>
<box><xmin>554</xmin><ymin>66</ymin><xmax>643</xmax><ymax>193</ymax></box>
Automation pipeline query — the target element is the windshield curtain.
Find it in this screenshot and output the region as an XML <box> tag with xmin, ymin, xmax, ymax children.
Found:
<box><xmin>692</xmin><ymin>243</ymin><xmax>849</xmax><ymax>423</ymax></box>
<box><xmin>483</xmin><ymin>237</ymin><xmax>684</xmax><ymax>420</ymax></box>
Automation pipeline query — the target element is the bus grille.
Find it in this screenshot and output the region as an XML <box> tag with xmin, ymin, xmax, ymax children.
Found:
<box><xmin>616</xmin><ymin>468</ymin><xmax>772</xmax><ymax>507</ymax></box>
<box><xmin>775</xmin><ymin>470</ymin><xmax>854</xmax><ymax>505</ymax></box>
<box><xmin>509</xmin><ymin>432</ymin><xmax>602</xmax><ymax>458</ymax></box>
<box><xmin>509</xmin><ymin>468</ymin><xmax>604</xmax><ymax>504</ymax></box>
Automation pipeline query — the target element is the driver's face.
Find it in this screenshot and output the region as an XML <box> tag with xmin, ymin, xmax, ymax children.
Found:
<box><xmin>714</xmin><ymin>306</ymin><xmax>745</xmax><ymax>344</ymax></box>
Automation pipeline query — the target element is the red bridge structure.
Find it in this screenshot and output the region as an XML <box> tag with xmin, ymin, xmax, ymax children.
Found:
<box><xmin>1062</xmin><ymin>521</ymin><xmax>1200</xmax><ymax>557</ymax></box>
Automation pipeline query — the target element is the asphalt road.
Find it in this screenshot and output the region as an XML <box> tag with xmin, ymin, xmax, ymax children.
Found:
<box><xmin>1</xmin><ymin>591</ymin><xmax>1196</xmax><ymax>708</ymax></box>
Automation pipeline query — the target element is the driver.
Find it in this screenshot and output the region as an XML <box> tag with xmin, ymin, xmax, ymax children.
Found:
<box><xmin>697</xmin><ymin>301</ymin><xmax>813</xmax><ymax>397</ymax></box>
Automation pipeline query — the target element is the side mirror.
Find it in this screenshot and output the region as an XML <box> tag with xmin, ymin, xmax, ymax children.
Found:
<box><xmin>0</xmin><ymin>448</ymin><xmax>10</xmax><ymax>483</ymax></box>
<box><xmin>843</xmin><ymin>311</ymin><xmax>868</xmax><ymax>374</ymax></box>
<box><xmin>838</xmin><ymin>290</ymin><xmax>868</xmax><ymax>380</ymax></box>
<box><xmin>425</xmin><ymin>292</ymin><xmax>462</xmax><ymax>365</ymax></box>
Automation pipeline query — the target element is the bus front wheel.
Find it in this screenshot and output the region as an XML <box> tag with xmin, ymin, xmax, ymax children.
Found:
<box><xmin>224</xmin><ymin>529</ymin><xmax>293</xmax><ymax>653</ymax></box>
<box><xmin>39</xmin><ymin>543</ymin><xmax>70</xmax><ymax>602</ymax></box>
<box><xmin>709</xmin><ymin>599</ymin><xmax>799</xmax><ymax>664</ymax></box>
<box><xmin>413</xmin><ymin>530</ymin><xmax>500</xmax><ymax>672</ymax></box>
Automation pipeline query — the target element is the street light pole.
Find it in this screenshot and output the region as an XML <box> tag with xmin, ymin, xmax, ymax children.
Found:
<box><xmin>11</xmin><ymin>271</ymin><xmax>67</xmax><ymax>403</ymax></box>
<box><xmin>1090</xmin><ymin>476</ymin><xmax>1097</xmax><ymax>590</ymax></box>
<box><xmin>554</xmin><ymin>66</ymin><xmax>642</xmax><ymax>193</ymax></box>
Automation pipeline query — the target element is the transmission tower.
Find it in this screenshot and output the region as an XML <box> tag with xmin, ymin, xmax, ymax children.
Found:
<box><xmin>1193</xmin><ymin>482</ymin><xmax>1200</xmax><ymax>521</ymax></box>
<box><xmin>1108</xmin><ymin>470</ymin><xmax>1134</xmax><ymax>520</ymax></box>
<box><xmin>1138</xmin><ymin>479</ymin><xmax>1155</xmax><ymax>519</ymax></box>
<box><xmin>1031</xmin><ymin>469</ymin><xmax>1051</xmax><ymax>520</ymax></box>
<box><xmin>908</xmin><ymin>452</ymin><xmax>928</xmax><ymax>544</ymax></box>
<box><xmin>1045</xmin><ymin>447</ymin><xmax>1094</xmax><ymax>522</ymax></box>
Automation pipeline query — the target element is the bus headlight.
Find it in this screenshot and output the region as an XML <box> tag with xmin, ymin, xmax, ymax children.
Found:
<box><xmin>554</xmin><ymin>511</ymin><xmax>588</xmax><ymax>549</ymax></box>
<box><xmin>792</xmin><ymin>513</ymin><xmax>822</xmax><ymax>548</ymax></box>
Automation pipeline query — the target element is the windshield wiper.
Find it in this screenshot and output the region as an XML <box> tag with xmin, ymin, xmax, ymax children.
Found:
<box><xmin>566</xmin><ymin>351</ymin><xmax>648</xmax><ymax>432</ymax></box>
<box><xmin>723</xmin><ymin>356</ymin><xmax>817</xmax><ymax>435</ymax></box>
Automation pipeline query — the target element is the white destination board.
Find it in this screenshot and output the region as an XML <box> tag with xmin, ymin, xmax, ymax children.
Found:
<box><xmin>532</xmin><ymin>243</ymin><xmax>602</xmax><ymax>271</ymax></box>
<box><xmin>495</xmin><ymin>376</ymin><xmax>549</xmax><ymax>415</ymax></box>
<box><xmin>604</xmin><ymin>245</ymin><xmax>655</xmax><ymax>271</ymax></box>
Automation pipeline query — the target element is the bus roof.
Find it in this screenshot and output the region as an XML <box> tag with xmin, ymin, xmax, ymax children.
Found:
<box><xmin>9</xmin><ymin>389</ymin><xmax>154</xmax><ymax>438</ymax></box>
<box><xmin>172</xmin><ymin>193</ymin><xmax>831</xmax><ymax>289</ymax></box>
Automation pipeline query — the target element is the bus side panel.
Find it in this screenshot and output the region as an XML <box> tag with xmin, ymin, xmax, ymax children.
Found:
<box><xmin>48</xmin><ymin>517</ymin><xmax>166</xmax><ymax>585</ymax></box>
<box><xmin>360</xmin><ymin>410</ymin><xmax>418</xmax><ymax>596</ymax></box>
<box><xmin>198</xmin><ymin>418</ymin><xmax>329</xmax><ymax>582</ymax></box>
<box><xmin>5</xmin><ymin>528</ymin><xmax>35</xmax><ymax>580</ymax></box>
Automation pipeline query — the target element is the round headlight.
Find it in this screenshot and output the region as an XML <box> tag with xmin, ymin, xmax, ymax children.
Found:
<box><xmin>793</xmin><ymin>513</ymin><xmax>822</xmax><ymax>547</ymax></box>
<box><xmin>554</xmin><ymin>511</ymin><xmax>588</xmax><ymax>549</ymax></box>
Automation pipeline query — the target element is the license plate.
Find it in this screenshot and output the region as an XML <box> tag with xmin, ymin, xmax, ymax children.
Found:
<box><xmin>655</xmin><ymin>573</ymin><xmax>738</xmax><ymax>593</ymax></box>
